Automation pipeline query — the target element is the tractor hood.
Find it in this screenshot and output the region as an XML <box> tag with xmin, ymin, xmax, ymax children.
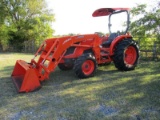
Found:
<box><xmin>92</xmin><ymin>8</ymin><xmax>129</xmax><ymax>17</ymax></box>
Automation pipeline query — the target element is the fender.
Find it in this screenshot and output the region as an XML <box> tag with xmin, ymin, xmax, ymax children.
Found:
<box><xmin>109</xmin><ymin>34</ymin><xmax>132</xmax><ymax>55</ymax></box>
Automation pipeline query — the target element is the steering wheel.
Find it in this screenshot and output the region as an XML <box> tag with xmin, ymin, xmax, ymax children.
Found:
<box><xmin>117</xmin><ymin>31</ymin><xmax>121</xmax><ymax>36</ymax></box>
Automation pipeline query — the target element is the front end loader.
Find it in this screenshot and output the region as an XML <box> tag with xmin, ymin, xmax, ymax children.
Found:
<box><xmin>11</xmin><ymin>8</ymin><xmax>139</xmax><ymax>93</ymax></box>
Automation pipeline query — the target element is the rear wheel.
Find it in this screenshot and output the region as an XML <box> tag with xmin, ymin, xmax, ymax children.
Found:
<box><xmin>113</xmin><ymin>39</ymin><xmax>139</xmax><ymax>71</ymax></box>
<box><xmin>74</xmin><ymin>53</ymin><xmax>97</xmax><ymax>78</ymax></box>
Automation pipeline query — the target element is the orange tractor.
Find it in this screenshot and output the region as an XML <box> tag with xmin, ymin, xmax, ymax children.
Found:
<box><xmin>11</xmin><ymin>8</ymin><xmax>139</xmax><ymax>93</ymax></box>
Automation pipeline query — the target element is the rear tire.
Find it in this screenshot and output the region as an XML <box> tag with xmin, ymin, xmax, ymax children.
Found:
<box><xmin>74</xmin><ymin>53</ymin><xmax>97</xmax><ymax>78</ymax></box>
<box><xmin>113</xmin><ymin>39</ymin><xmax>139</xmax><ymax>71</ymax></box>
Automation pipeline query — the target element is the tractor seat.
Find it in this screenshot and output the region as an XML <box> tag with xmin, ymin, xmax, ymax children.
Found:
<box><xmin>101</xmin><ymin>33</ymin><xmax>118</xmax><ymax>47</ymax></box>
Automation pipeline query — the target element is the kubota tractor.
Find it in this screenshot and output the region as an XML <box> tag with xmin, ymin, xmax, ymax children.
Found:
<box><xmin>11</xmin><ymin>8</ymin><xmax>139</xmax><ymax>93</ymax></box>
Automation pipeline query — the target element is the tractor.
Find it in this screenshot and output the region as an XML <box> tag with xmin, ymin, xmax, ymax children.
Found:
<box><xmin>11</xmin><ymin>8</ymin><xmax>139</xmax><ymax>93</ymax></box>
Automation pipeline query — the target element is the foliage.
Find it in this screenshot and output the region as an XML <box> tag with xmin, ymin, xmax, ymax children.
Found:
<box><xmin>0</xmin><ymin>24</ymin><xmax>9</xmax><ymax>50</ymax></box>
<box><xmin>0</xmin><ymin>0</ymin><xmax>55</xmax><ymax>51</ymax></box>
<box><xmin>130</xmin><ymin>1</ymin><xmax>160</xmax><ymax>48</ymax></box>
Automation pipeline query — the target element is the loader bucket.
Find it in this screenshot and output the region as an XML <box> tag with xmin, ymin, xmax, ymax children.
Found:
<box><xmin>11</xmin><ymin>60</ymin><xmax>41</xmax><ymax>93</ymax></box>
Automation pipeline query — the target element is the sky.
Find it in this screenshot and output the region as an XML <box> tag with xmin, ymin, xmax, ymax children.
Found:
<box><xmin>46</xmin><ymin>0</ymin><xmax>151</xmax><ymax>35</ymax></box>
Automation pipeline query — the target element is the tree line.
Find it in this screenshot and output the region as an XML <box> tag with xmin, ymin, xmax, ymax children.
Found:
<box><xmin>0</xmin><ymin>0</ymin><xmax>159</xmax><ymax>52</ymax></box>
<box><xmin>130</xmin><ymin>1</ymin><xmax>160</xmax><ymax>49</ymax></box>
<box><xmin>0</xmin><ymin>0</ymin><xmax>54</xmax><ymax>51</ymax></box>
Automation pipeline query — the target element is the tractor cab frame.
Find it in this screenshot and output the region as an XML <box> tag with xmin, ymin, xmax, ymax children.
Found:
<box><xmin>93</xmin><ymin>8</ymin><xmax>130</xmax><ymax>34</ymax></box>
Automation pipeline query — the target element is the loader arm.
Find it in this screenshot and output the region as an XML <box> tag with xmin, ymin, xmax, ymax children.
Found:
<box><xmin>11</xmin><ymin>34</ymin><xmax>99</xmax><ymax>92</ymax></box>
<box><xmin>35</xmin><ymin>35</ymin><xmax>97</xmax><ymax>81</ymax></box>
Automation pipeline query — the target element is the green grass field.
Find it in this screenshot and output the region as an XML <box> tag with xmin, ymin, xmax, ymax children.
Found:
<box><xmin>0</xmin><ymin>53</ymin><xmax>160</xmax><ymax>120</ymax></box>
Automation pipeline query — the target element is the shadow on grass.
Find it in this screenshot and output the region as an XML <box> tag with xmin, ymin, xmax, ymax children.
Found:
<box><xmin>0</xmin><ymin>65</ymin><xmax>17</xmax><ymax>98</ymax></box>
<box><xmin>40</xmin><ymin>62</ymin><xmax>160</xmax><ymax>119</ymax></box>
<box><xmin>0</xmin><ymin>65</ymin><xmax>14</xmax><ymax>77</ymax></box>
<box><xmin>0</xmin><ymin>61</ymin><xmax>160</xmax><ymax>119</ymax></box>
<box><xmin>95</xmin><ymin>62</ymin><xmax>160</xmax><ymax>119</ymax></box>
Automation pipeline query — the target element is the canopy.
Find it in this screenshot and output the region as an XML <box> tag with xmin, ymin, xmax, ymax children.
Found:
<box><xmin>92</xmin><ymin>8</ymin><xmax>130</xmax><ymax>17</ymax></box>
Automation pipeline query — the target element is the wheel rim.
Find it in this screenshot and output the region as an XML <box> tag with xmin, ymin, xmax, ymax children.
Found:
<box><xmin>125</xmin><ymin>46</ymin><xmax>137</xmax><ymax>65</ymax></box>
<box><xmin>82</xmin><ymin>60</ymin><xmax>94</xmax><ymax>75</ymax></box>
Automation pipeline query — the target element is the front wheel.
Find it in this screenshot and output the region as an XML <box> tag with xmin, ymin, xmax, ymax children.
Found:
<box><xmin>113</xmin><ymin>39</ymin><xmax>139</xmax><ymax>71</ymax></box>
<box><xmin>74</xmin><ymin>53</ymin><xmax>97</xmax><ymax>78</ymax></box>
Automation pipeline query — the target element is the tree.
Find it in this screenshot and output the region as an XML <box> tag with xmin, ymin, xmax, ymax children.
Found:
<box><xmin>130</xmin><ymin>1</ymin><xmax>160</xmax><ymax>47</ymax></box>
<box><xmin>0</xmin><ymin>0</ymin><xmax>55</xmax><ymax>51</ymax></box>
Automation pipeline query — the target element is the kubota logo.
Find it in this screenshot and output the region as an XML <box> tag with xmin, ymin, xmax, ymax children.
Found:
<box><xmin>63</xmin><ymin>38</ymin><xmax>72</xmax><ymax>44</ymax></box>
<box><xmin>76</xmin><ymin>35</ymin><xmax>84</xmax><ymax>39</ymax></box>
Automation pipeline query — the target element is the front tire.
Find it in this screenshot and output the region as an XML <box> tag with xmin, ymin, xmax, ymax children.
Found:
<box><xmin>113</xmin><ymin>39</ymin><xmax>139</xmax><ymax>71</ymax></box>
<box><xmin>74</xmin><ymin>53</ymin><xmax>97</xmax><ymax>78</ymax></box>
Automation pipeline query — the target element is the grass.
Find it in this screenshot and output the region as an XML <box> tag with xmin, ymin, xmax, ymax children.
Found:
<box><xmin>0</xmin><ymin>52</ymin><xmax>160</xmax><ymax>120</ymax></box>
